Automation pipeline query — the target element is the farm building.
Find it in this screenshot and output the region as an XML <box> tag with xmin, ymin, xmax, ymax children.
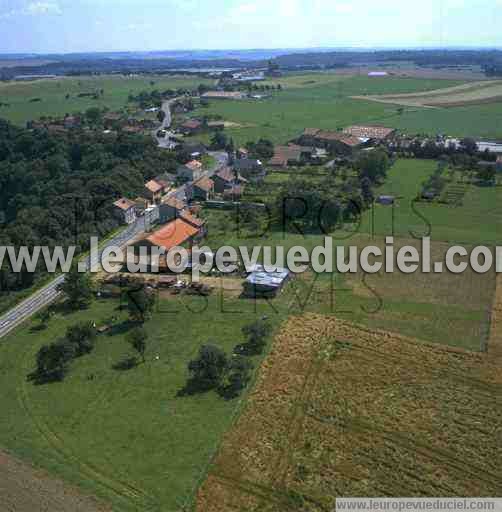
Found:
<box><xmin>212</xmin><ymin>167</ymin><xmax>248</xmax><ymax>194</ymax></box>
<box><xmin>297</xmin><ymin>128</ymin><xmax>362</xmax><ymax>155</ymax></box>
<box><xmin>177</xmin><ymin>160</ymin><xmax>204</xmax><ymax>182</ymax></box>
<box><xmin>202</xmin><ymin>91</ymin><xmax>247</xmax><ymax>100</ymax></box>
<box><xmin>343</xmin><ymin>125</ymin><xmax>396</xmax><ymax>142</ymax></box>
<box><xmin>243</xmin><ymin>265</ymin><xmax>291</xmax><ymax>297</ymax></box>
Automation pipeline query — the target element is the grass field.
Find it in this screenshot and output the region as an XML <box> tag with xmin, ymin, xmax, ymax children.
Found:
<box><xmin>0</xmin><ymin>292</ymin><xmax>303</xmax><ymax>511</ymax></box>
<box><xmin>197</xmin><ymin>314</ymin><xmax>502</xmax><ymax>511</ymax></box>
<box><xmin>352</xmin><ymin>80</ymin><xmax>502</xmax><ymax>108</ymax></box>
<box><xmin>190</xmin><ymin>73</ymin><xmax>502</xmax><ymax>144</ymax></box>
<box><xmin>357</xmin><ymin>159</ymin><xmax>502</xmax><ymax>245</ymax></box>
<box><xmin>0</xmin><ymin>75</ymin><xmax>214</xmax><ymax>126</ymax></box>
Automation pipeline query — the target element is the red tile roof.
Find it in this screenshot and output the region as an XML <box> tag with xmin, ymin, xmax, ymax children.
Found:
<box><xmin>113</xmin><ymin>197</ymin><xmax>136</xmax><ymax>211</ymax></box>
<box><xmin>193</xmin><ymin>176</ymin><xmax>214</xmax><ymax>192</ymax></box>
<box><xmin>181</xmin><ymin>119</ymin><xmax>202</xmax><ymax>129</ymax></box>
<box><xmin>163</xmin><ymin>196</ymin><xmax>186</xmax><ymax>211</ymax></box>
<box><xmin>315</xmin><ymin>131</ymin><xmax>361</xmax><ymax>147</ymax></box>
<box><xmin>185</xmin><ymin>160</ymin><xmax>203</xmax><ymax>172</ymax></box>
<box><xmin>180</xmin><ymin>211</ymin><xmax>205</xmax><ymax>228</ymax></box>
<box><xmin>146</xmin><ymin>218</ymin><xmax>200</xmax><ymax>251</ymax></box>
<box><xmin>145</xmin><ymin>180</ymin><xmax>163</xmax><ymax>194</ymax></box>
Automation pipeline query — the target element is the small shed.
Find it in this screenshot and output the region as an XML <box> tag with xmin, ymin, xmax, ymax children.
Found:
<box><xmin>377</xmin><ymin>195</ymin><xmax>395</xmax><ymax>205</ymax></box>
<box><xmin>243</xmin><ymin>265</ymin><xmax>290</xmax><ymax>297</ymax></box>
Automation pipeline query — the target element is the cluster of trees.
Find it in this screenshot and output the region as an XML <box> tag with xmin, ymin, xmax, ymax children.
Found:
<box><xmin>421</xmin><ymin>160</ymin><xmax>447</xmax><ymax>200</ymax></box>
<box><xmin>209</xmin><ymin>131</ymin><xmax>235</xmax><ymax>152</ymax></box>
<box><xmin>31</xmin><ymin>321</ymin><xmax>97</xmax><ymax>383</ymax></box>
<box><xmin>128</xmin><ymin>88</ymin><xmax>180</xmax><ymax>108</ymax></box>
<box><xmin>181</xmin><ymin>320</ymin><xmax>272</xmax><ymax>400</ymax></box>
<box><xmin>269</xmin><ymin>150</ymin><xmax>391</xmax><ymax>234</ymax></box>
<box><xmin>244</xmin><ymin>139</ymin><xmax>274</xmax><ymax>160</ymax></box>
<box><xmin>0</xmin><ymin>118</ymin><xmax>179</xmax><ymax>300</ymax></box>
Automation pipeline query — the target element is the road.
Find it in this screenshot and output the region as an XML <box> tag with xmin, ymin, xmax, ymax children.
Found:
<box><xmin>153</xmin><ymin>97</ymin><xmax>181</xmax><ymax>149</ymax></box>
<box><xmin>0</xmin><ymin>217</ymin><xmax>146</xmax><ymax>340</ymax></box>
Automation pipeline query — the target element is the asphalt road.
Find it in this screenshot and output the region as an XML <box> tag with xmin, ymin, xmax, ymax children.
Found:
<box><xmin>0</xmin><ymin>217</ymin><xmax>146</xmax><ymax>340</ymax></box>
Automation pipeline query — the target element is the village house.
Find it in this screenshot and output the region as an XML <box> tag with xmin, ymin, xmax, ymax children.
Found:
<box><xmin>189</xmin><ymin>176</ymin><xmax>214</xmax><ymax>201</ymax></box>
<box><xmin>155</xmin><ymin>172</ymin><xmax>176</xmax><ymax>192</ymax></box>
<box><xmin>103</xmin><ymin>112</ymin><xmax>123</xmax><ymax>129</ymax></box>
<box><xmin>159</xmin><ymin>196</ymin><xmax>187</xmax><ymax>224</ymax></box>
<box><xmin>128</xmin><ymin>217</ymin><xmax>204</xmax><ymax>271</ymax></box>
<box><xmin>180</xmin><ymin>119</ymin><xmax>203</xmax><ymax>135</ymax></box>
<box><xmin>182</xmin><ymin>141</ymin><xmax>208</xmax><ymax>159</ymax></box>
<box><xmin>177</xmin><ymin>160</ymin><xmax>204</xmax><ymax>182</ymax></box>
<box><xmin>212</xmin><ymin>167</ymin><xmax>248</xmax><ymax>194</ymax></box>
<box><xmin>237</xmin><ymin>147</ymin><xmax>249</xmax><ymax>159</ymax></box>
<box><xmin>269</xmin><ymin>144</ymin><xmax>314</xmax><ymax>168</ymax></box>
<box><xmin>134</xmin><ymin>197</ymin><xmax>149</xmax><ymax>215</ymax></box>
<box><xmin>233</xmin><ymin>158</ymin><xmax>265</xmax><ymax>181</ymax></box>
<box><xmin>113</xmin><ymin>197</ymin><xmax>137</xmax><ymax>225</ymax></box>
<box><xmin>144</xmin><ymin>179</ymin><xmax>164</xmax><ymax>204</ymax></box>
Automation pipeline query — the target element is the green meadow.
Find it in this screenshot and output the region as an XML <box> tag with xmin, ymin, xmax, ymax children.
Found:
<box><xmin>0</xmin><ymin>75</ymin><xmax>214</xmax><ymax>125</ymax></box>
<box><xmin>195</xmin><ymin>74</ymin><xmax>502</xmax><ymax>143</ymax></box>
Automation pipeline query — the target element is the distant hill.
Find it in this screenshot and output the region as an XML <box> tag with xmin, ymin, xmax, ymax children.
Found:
<box><xmin>1</xmin><ymin>48</ymin><xmax>502</xmax><ymax>78</ymax></box>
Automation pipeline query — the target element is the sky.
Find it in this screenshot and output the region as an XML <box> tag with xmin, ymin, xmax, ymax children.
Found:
<box><xmin>0</xmin><ymin>0</ymin><xmax>501</xmax><ymax>54</ymax></box>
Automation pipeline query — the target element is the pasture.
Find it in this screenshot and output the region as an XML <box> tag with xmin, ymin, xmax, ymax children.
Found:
<box><xmin>358</xmin><ymin>159</ymin><xmax>502</xmax><ymax>245</ymax></box>
<box><xmin>0</xmin><ymin>294</ymin><xmax>291</xmax><ymax>511</ymax></box>
<box><xmin>193</xmin><ymin>73</ymin><xmax>502</xmax><ymax>143</ymax></box>
<box><xmin>0</xmin><ymin>75</ymin><xmax>214</xmax><ymax>126</ymax></box>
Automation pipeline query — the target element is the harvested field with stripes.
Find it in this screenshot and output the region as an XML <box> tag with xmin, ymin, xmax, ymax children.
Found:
<box><xmin>352</xmin><ymin>80</ymin><xmax>502</xmax><ymax>108</ymax></box>
<box><xmin>197</xmin><ymin>314</ymin><xmax>502</xmax><ymax>511</ymax></box>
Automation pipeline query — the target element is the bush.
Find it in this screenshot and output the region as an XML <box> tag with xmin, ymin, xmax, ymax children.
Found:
<box><xmin>241</xmin><ymin>321</ymin><xmax>272</xmax><ymax>355</ymax></box>
<box><xmin>218</xmin><ymin>356</ymin><xmax>253</xmax><ymax>400</ymax></box>
<box><xmin>66</xmin><ymin>321</ymin><xmax>97</xmax><ymax>356</ymax></box>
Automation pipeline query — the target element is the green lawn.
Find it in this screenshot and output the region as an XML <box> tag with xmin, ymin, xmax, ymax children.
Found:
<box><xmin>0</xmin><ymin>75</ymin><xmax>215</xmax><ymax>126</ymax></box>
<box><xmin>358</xmin><ymin>159</ymin><xmax>502</xmax><ymax>244</ymax></box>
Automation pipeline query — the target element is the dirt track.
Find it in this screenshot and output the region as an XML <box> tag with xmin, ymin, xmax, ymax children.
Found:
<box><xmin>0</xmin><ymin>450</ymin><xmax>109</xmax><ymax>512</ymax></box>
